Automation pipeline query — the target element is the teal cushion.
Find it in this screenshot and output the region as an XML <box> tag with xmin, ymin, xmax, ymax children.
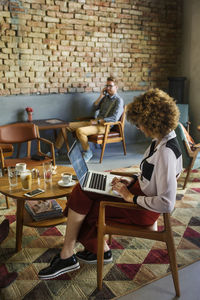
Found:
<box><xmin>175</xmin><ymin>123</ymin><xmax>192</xmax><ymax>168</ymax></box>
<box><xmin>175</xmin><ymin>123</ymin><xmax>200</xmax><ymax>170</ymax></box>
<box><xmin>177</xmin><ymin>104</ymin><xmax>189</xmax><ymax>128</ymax></box>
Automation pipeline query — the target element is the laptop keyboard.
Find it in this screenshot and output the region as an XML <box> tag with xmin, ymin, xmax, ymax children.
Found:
<box><xmin>88</xmin><ymin>172</ymin><xmax>107</xmax><ymax>191</ymax></box>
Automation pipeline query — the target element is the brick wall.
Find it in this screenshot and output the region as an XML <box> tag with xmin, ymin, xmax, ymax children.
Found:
<box><xmin>0</xmin><ymin>0</ymin><xmax>182</xmax><ymax>96</ymax></box>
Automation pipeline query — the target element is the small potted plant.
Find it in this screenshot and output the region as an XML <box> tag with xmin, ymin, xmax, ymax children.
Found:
<box><xmin>25</xmin><ymin>107</ymin><xmax>33</xmax><ymax>122</ymax></box>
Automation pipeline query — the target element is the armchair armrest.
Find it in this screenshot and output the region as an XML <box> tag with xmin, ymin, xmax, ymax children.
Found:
<box><xmin>97</xmin><ymin>201</ymin><xmax>158</xmax><ymax>236</ymax></box>
<box><xmin>110</xmin><ymin>171</ymin><xmax>135</xmax><ymax>177</ymax></box>
<box><xmin>186</xmin><ymin>121</ymin><xmax>191</xmax><ymax>132</ymax></box>
<box><xmin>76</xmin><ymin>116</ymin><xmax>93</xmax><ymax>121</ymax></box>
<box><xmin>110</xmin><ymin>165</ymin><xmax>140</xmax><ymax>177</ymax></box>
<box><xmin>184</xmin><ymin>140</ymin><xmax>200</xmax><ymax>156</ymax></box>
<box><xmin>37</xmin><ymin>137</ymin><xmax>54</xmax><ymax>146</ymax></box>
<box><xmin>100</xmin><ymin>201</ymin><xmax>144</xmax><ymax>211</ymax></box>
<box><xmin>0</xmin><ymin>148</ymin><xmax>4</xmax><ymax>167</ymax></box>
<box><xmin>36</xmin><ymin>137</ymin><xmax>55</xmax><ymax>165</ymax></box>
<box><xmin>103</xmin><ymin>121</ymin><xmax>123</xmax><ymax>136</ymax></box>
<box><xmin>0</xmin><ymin>143</ymin><xmax>14</xmax><ymax>153</ymax></box>
<box><xmin>103</xmin><ymin>121</ymin><xmax>121</xmax><ymax>126</ymax></box>
<box><xmin>98</xmin><ymin>201</ymin><xmax>158</xmax><ymax>234</ymax></box>
<box><xmin>191</xmin><ymin>143</ymin><xmax>200</xmax><ymax>149</ymax></box>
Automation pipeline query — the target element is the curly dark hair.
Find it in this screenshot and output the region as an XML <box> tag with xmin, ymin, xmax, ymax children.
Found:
<box><xmin>126</xmin><ymin>88</ymin><xmax>180</xmax><ymax>139</ymax></box>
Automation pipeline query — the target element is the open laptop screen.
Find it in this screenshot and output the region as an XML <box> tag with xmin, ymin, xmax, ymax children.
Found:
<box><xmin>68</xmin><ymin>141</ymin><xmax>88</xmax><ymax>187</ymax></box>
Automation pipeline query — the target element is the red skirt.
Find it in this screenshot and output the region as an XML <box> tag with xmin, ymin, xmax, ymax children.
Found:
<box><xmin>63</xmin><ymin>181</ymin><xmax>160</xmax><ymax>254</ymax></box>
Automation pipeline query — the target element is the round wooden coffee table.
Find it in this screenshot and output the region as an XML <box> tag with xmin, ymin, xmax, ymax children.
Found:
<box><xmin>0</xmin><ymin>165</ymin><xmax>77</xmax><ymax>252</ymax></box>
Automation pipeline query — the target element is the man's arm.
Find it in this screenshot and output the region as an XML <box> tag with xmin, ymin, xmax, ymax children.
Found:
<box><xmin>90</xmin><ymin>88</ymin><xmax>106</xmax><ymax>125</ymax></box>
<box><xmin>93</xmin><ymin>87</ymin><xmax>106</xmax><ymax>107</ymax></box>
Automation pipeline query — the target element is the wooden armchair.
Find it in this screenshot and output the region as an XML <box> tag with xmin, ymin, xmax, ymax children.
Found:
<box><xmin>175</xmin><ymin>122</ymin><xmax>200</xmax><ymax>189</ymax></box>
<box><xmin>88</xmin><ymin>106</ymin><xmax>127</xmax><ymax>163</ymax></box>
<box><xmin>0</xmin><ymin>122</ymin><xmax>55</xmax><ymax>175</ymax></box>
<box><xmin>0</xmin><ymin>143</ymin><xmax>14</xmax><ymax>208</ymax></box>
<box><xmin>97</xmin><ymin>201</ymin><xmax>180</xmax><ymax>297</ymax></box>
<box><xmin>0</xmin><ymin>143</ymin><xmax>14</xmax><ymax>158</ymax></box>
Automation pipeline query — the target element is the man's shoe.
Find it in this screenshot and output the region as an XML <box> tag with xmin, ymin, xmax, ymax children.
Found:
<box><xmin>0</xmin><ymin>219</ymin><xmax>9</xmax><ymax>244</ymax></box>
<box><xmin>46</xmin><ymin>149</ymin><xmax>60</xmax><ymax>157</ymax></box>
<box><xmin>76</xmin><ymin>249</ymin><xmax>112</xmax><ymax>264</ymax></box>
<box><xmin>38</xmin><ymin>254</ymin><xmax>80</xmax><ymax>280</ymax></box>
<box><xmin>83</xmin><ymin>149</ymin><xmax>93</xmax><ymax>162</ymax></box>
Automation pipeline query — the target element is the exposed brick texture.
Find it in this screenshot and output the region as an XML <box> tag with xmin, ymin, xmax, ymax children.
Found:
<box><xmin>0</xmin><ymin>0</ymin><xmax>182</xmax><ymax>96</ymax></box>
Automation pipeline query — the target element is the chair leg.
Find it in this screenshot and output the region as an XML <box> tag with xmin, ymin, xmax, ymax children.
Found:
<box><xmin>183</xmin><ymin>165</ymin><xmax>192</xmax><ymax>189</ymax></box>
<box><xmin>97</xmin><ymin>230</ymin><xmax>105</xmax><ymax>290</ymax></box>
<box><xmin>5</xmin><ymin>196</ymin><xmax>9</xmax><ymax>209</ymax></box>
<box><xmin>100</xmin><ymin>144</ymin><xmax>106</xmax><ymax>163</ymax></box>
<box><xmin>166</xmin><ymin>239</ymin><xmax>180</xmax><ymax>297</ymax></box>
<box><xmin>122</xmin><ymin>138</ymin><xmax>126</xmax><ymax>155</ymax></box>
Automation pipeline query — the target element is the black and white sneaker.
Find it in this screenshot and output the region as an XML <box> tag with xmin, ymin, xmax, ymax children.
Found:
<box><xmin>76</xmin><ymin>249</ymin><xmax>112</xmax><ymax>264</ymax></box>
<box><xmin>38</xmin><ymin>254</ymin><xmax>80</xmax><ymax>280</ymax></box>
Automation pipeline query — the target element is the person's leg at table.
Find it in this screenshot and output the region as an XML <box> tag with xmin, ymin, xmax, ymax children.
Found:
<box><xmin>55</xmin><ymin>121</ymin><xmax>106</xmax><ymax>162</ymax></box>
<box><xmin>38</xmin><ymin>181</ymin><xmax>160</xmax><ymax>279</ymax></box>
<box><xmin>54</xmin><ymin>121</ymin><xmax>90</xmax><ymax>151</ymax></box>
<box><xmin>0</xmin><ymin>219</ymin><xmax>9</xmax><ymax>243</ymax></box>
<box><xmin>76</xmin><ymin>124</ymin><xmax>105</xmax><ymax>162</ymax></box>
<box><xmin>38</xmin><ymin>184</ymin><xmax>112</xmax><ymax>279</ymax></box>
<box><xmin>38</xmin><ymin>207</ymin><xmax>85</xmax><ymax>280</ymax></box>
<box><xmin>75</xmin><ymin>180</ymin><xmax>159</xmax><ymax>262</ymax></box>
<box><xmin>0</xmin><ymin>219</ymin><xmax>18</xmax><ymax>288</ymax></box>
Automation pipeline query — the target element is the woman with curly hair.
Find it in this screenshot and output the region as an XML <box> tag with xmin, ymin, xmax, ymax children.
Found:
<box><xmin>38</xmin><ymin>88</ymin><xmax>182</xmax><ymax>280</ymax></box>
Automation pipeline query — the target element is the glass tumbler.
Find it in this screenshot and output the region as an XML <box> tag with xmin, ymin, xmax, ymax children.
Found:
<box><xmin>43</xmin><ymin>162</ymin><xmax>52</xmax><ymax>183</ymax></box>
<box><xmin>8</xmin><ymin>166</ymin><xmax>18</xmax><ymax>188</ymax></box>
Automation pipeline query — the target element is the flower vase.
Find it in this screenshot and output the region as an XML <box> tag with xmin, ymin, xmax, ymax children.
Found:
<box><xmin>27</xmin><ymin>112</ymin><xmax>33</xmax><ymax>122</ymax></box>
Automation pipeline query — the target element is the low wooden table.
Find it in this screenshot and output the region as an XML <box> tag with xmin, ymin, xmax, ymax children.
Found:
<box><xmin>0</xmin><ymin>165</ymin><xmax>77</xmax><ymax>252</ymax></box>
<box><xmin>32</xmin><ymin>118</ymin><xmax>70</xmax><ymax>152</ymax></box>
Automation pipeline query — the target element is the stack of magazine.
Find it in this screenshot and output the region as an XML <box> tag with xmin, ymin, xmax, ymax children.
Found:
<box><xmin>25</xmin><ymin>199</ymin><xmax>63</xmax><ymax>221</ymax></box>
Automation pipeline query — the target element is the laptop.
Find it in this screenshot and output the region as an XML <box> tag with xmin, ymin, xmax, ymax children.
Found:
<box><xmin>68</xmin><ymin>141</ymin><xmax>123</xmax><ymax>197</ymax></box>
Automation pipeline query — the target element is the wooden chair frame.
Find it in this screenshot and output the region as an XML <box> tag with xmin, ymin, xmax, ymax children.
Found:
<box><xmin>0</xmin><ymin>122</ymin><xmax>55</xmax><ymax>175</ymax></box>
<box><xmin>0</xmin><ymin>143</ymin><xmax>14</xmax><ymax>158</ymax></box>
<box><xmin>182</xmin><ymin>140</ymin><xmax>200</xmax><ymax>189</ymax></box>
<box><xmin>0</xmin><ymin>144</ymin><xmax>14</xmax><ymax>208</ymax></box>
<box><xmin>88</xmin><ymin>106</ymin><xmax>127</xmax><ymax>163</ymax></box>
<box><xmin>175</xmin><ymin>123</ymin><xmax>200</xmax><ymax>189</ymax></box>
<box><xmin>97</xmin><ymin>201</ymin><xmax>180</xmax><ymax>297</ymax></box>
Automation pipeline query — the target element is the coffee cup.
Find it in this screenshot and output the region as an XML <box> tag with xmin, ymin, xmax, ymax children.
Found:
<box><xmin>16</xmin><ymin>163</ymin><xmax>26</xmax><ymax>175</ymax></box>
<box><xmin>61</xmin><ymin>173</ymin><xmax>72</xmax><ymax>185</ymax></box>
<box><xmin>20</xmin><ymin>170</ymin><xmax>32</xmax><ymax>190</ymax></box>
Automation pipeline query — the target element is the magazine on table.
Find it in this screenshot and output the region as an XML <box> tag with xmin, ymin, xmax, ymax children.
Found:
<box><xmin>25</xmin><ymin>199</ymin><xmax>63</xmax><ymax>221</ymax></box>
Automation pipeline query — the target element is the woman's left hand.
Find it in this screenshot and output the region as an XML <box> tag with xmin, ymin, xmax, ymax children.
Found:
<box><xmin>112</xmin><ymin>181</ymin><xmax>134</xmax><ymax>203</ymax></box>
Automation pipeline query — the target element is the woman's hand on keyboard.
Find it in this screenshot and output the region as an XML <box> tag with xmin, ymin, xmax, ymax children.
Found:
<box><xmin>111</xmin><ymin>181</ymin><xmax>134</xmax><ymax>203</ymax></box>
<box><xmin>111</xmin><ymin>176</ymin><xmax>133</xmax><ymax>186</ymax></box>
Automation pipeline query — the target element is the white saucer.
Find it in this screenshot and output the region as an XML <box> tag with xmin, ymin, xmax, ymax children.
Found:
<box><xmin>58</xmin><ymin>180</ymin><xmax>76</xmax><ymax>187</ymax></box>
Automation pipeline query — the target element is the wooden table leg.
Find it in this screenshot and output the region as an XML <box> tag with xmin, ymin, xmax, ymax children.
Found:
<box><xmin>16</xmin><ymin>198</ymin><xmax>25</xmax><ymax>252</ymax></box>
<box><xmin>61</xmin><ymin>127</ymin><xmax>70</xmax><ymax>152</ymax></box>
<box><xmin>5</xmin><ymin>196</ymin><xmax>9</xmax><ymax>209</ymax></box>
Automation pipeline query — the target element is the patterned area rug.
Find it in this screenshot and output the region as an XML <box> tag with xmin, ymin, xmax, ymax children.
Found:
<box><xmin>0</xmin><ymin>168</ymin><xmax>200</xmax><ymax>300</ymax></box>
